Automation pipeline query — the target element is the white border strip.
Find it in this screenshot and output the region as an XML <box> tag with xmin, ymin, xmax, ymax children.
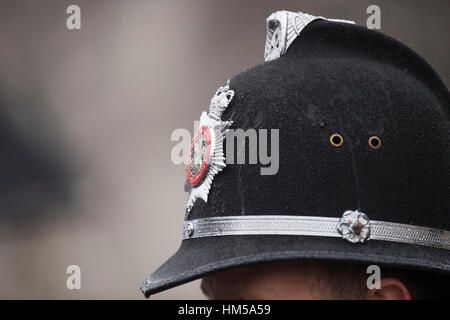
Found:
<box><xmin>182</xmin><ymin>215</ymin><xmax>450</xmax><ymax>250</ymax></box>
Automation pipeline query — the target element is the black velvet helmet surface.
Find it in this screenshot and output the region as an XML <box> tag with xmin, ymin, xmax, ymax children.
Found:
<box><xmin>141</xmin><ymin>12</ymin><xmax>450</xmax><ymax>298</ymax></box>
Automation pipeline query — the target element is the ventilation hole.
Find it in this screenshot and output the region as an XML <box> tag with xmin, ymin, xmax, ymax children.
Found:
<box><xmin>368</xmin><ymin>136</ymin><xmax>382</xmax><ymax>149</ymax></box>
<box><xmin>330</xmin><ymin>133</ymin><xmax>344</xmax><ymax>147</ymax></box>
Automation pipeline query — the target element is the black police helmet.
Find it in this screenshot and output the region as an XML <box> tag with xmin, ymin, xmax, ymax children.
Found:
<box><xmin>141</xmin><ymin>11</ymin><xmax>450</xmax><ymax>298</ymax></box>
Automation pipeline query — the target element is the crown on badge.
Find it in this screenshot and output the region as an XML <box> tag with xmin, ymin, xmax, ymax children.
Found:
<box><xmin>208</xmin><ymin>80</ymin><xmax>234</xmax><ymax>121</ymax></box>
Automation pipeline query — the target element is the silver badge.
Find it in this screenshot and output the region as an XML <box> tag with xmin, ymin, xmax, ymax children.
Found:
<box><xmin>185</xmin><ymin>80</ymin><xmax>234</xmax><ymax>214</ymax></box>
<box><xmin>337</xmin><ymin>210</ymin><xmax>371</xmax><ymax>243</ymax></box>
<box><xmin>265</xmin><ymin>11</ymin><xmax>355</xmax><ymax>62</ymax></box>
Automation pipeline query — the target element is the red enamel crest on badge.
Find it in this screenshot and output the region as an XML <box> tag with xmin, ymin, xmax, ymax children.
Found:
<box><xmin>186</xmin><ymin>125</ymin><xmax>212</xmax><ymax>187</ymax></box>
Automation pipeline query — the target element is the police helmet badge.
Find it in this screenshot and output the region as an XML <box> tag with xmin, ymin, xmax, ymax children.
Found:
<box><xmin>185</xmin><ymin>80</ymin><xmax>234</xmax><ymax>214</ymax></box>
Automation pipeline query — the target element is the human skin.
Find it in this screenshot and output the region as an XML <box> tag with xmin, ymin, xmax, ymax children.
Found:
<box><xmin>201</xmin><ymin>261</ymin><xmax>411</xmax><ymax>300</ymax></box>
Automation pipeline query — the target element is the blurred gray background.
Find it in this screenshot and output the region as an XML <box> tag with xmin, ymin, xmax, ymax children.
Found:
<box><xmin>0</xmin><ymin>0</ymin><xmax>448</xmax><ymax>299</ymax></box>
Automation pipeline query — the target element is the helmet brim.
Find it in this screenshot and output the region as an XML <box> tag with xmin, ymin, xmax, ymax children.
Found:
<box><xmin>141</xmin><ymin>234</ymin><xmax>450</xmax><ymax>298</ymax></box>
